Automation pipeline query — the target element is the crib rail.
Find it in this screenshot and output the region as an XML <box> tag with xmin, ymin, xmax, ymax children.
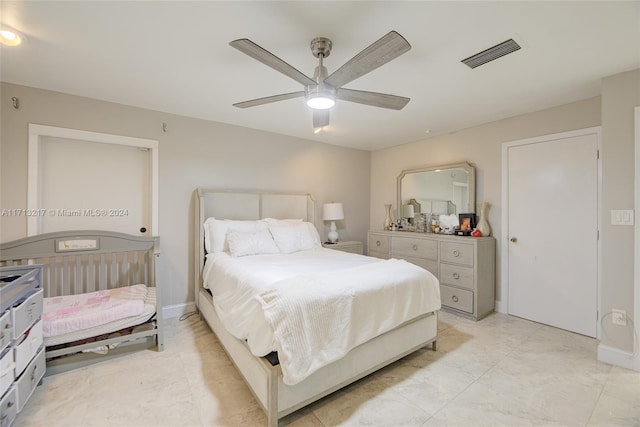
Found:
<box><xmin>1</xmin><ymin>230</ymin><xmax>159</xmax><ymax>297</ymax></box>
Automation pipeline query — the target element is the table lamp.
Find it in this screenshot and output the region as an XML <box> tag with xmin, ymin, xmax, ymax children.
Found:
<box><xmin>323</xmin><ymin>202</ymin><xmax>344</xmax><ymax>243</ymax></box>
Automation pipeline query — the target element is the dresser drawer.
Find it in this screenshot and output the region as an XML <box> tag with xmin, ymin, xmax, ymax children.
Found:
<box><xmin>12</xmin><ymin>289</ymin><xmax>43</xmax><ymax>339</ymax></box>
<box><xmin>0</xmin><ymin>386</ymin><xmax>17</xmax><ymax>427</ymax></box>
<box><xmin>0</xmin><ymin>311</ymin><xmax>11</xmax><ymax>354</ymax></box>
<box><xmin>392</xmin><ymin>237</ymin><xmax>437</xmax><ymax>260</ymax></box>
<box><xmin>368</xmin><ymin>234</ymin><xmax>390</xmax><ymax>255</ymax></box>
<box><xmin>440</xmin><ymin>263</ymin><xmax>474</xmax><ymax>290</ymax></box>
<box><xmin>0</xmin><ymin>348</ymin><xmax>14</xmax><ymax>397</ymax></box>
<box><xmin>402</xmin><ymin>256</ymin><xmax>438</xmax><ymax>278</ymax></box>
<box><xmin>16</xmin><ymin>347</ymin><xmax>45</xmax><ymax>412</ymax></box>
<box><xmin>440</xmin><ymin>285</ymin><xmax>474</xmax><ymax>314</ymax></box>
<box><xmin>14</xmin><ymin>320</ymin><xmax>43</xmax><ymax>378</ymax></box>
<box><xmin>440</xmin><ymin>241</ymin><xmax>474</xmax><ymax>266</ymax></box>
<box><xmin>368</xmin><ymin>250</ymin><xmax>389</xmax><ymax>260</ymax></box>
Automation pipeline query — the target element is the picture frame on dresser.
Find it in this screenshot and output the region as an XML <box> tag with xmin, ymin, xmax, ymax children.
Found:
<box><xmin>458</xmin><ymin>213</ymin><xmax>476</xmax><ymax>231</ymax></box>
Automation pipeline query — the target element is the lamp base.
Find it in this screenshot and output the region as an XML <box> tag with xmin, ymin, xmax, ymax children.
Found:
<box><xmin>327</xmin><ymin>221</ymin><xmax>339</xmax><ymax>243</ymax></box>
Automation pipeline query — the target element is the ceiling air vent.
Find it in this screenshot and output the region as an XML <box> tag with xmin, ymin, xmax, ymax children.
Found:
<box><xmin>461</xmin><ymin>38</ymin><xmax>521</xmax><ymax>69</ymax></box>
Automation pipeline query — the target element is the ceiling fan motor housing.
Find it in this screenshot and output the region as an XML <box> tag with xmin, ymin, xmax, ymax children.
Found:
<box><xmin>310</xmin><ymin>37</ymin><xmax>332</xmax><ymax>58</ymax></box>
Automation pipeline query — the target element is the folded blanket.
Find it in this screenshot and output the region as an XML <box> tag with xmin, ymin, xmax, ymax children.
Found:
<box><xmin>256</xmin><ymin>259</ymin><xmax>440</xmax><ymax>385</ymax></box>
<box><xmin>43</xmin><ymin>284</ymin><xmax>147</xmax><ymax>338</ymax></box>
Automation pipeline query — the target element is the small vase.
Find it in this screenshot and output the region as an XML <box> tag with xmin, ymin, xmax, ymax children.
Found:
<box><xmin>476</xmin><ymin>202</ymin><xmax>491</xmax><ymax>237</ymax></box>
<box><xmin>384</xmin><ymin>204</ymin><xmax>392</xmax><ymax>230</ymax></box>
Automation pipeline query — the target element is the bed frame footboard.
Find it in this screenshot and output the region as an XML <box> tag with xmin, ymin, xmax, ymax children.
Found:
<box><xmin>198</xmin><ymin>288</ymin><xmax>437</xmax><ymax>426</ymax></box>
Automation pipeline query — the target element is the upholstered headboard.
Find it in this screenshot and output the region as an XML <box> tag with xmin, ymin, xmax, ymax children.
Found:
<box><xmin>193</xmin><ymin>188</ymin><xmax>316</xmax><ymax>306</ymax></box>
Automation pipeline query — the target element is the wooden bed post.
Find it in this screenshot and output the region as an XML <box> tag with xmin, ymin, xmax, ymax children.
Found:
<box><xmin>267</xmin><ymin>368</ymin><xmax>279</xmax><ymax>427</ymax></box>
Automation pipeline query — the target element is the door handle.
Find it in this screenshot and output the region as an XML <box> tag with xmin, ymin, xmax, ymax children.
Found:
<box><xmin>510</xmin><ymin>237</ymin><xmax>518</xmax><ymax>243</ymax></box>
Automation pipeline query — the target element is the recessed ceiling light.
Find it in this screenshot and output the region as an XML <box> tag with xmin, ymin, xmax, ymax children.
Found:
<box><xmin>0</xmin><ymin>25</ymin><xmax>25</xmax><ymax>46</ymax></box>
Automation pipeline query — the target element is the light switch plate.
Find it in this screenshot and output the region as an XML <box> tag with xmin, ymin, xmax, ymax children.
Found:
<box><xmin>610</xmin><ymin>210</ymin><xmax>635</xmax><ymax>226</ymax></box>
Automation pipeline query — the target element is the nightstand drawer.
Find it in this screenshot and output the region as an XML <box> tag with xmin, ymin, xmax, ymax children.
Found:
<box><xmin>392</xmin><ymin>237</ymin><xmax>437</xmax><ymax>260</ymax></box>
<box><xmin>368</xmin><ymin>235</ymin><xmax>390</xmax><ymax>255</ymax></box>
<box><xmin>440</xmin><ymin>263</ymin><xmax>474</xmax><ymax>290</ymax></box>
<box><xmin>323</xmin><ymin>241</ymin><xmax>363</xmax><ymax>255</ymax></box>
<box><xmin>440</xmin><ymin>241</ymin><xmax>474</xmax><ymax>266</ymax></box>
<box><xmin>440</xmin><ymin>285</ymin><xmax>473</xmax><ymax>314</ymax></box>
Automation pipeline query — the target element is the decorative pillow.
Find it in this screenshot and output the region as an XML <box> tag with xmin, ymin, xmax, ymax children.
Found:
<box><xmin>226</xmin><ymin>229</ymin><xmax>280</xmax><ymax>257</ymax></box>
<box><xmin>269</xmin><ymin>222</ymin><xmax>321</xmax><ymax>254</ymax></box>
<box><xmin>204</xmin><ymin>218</ymin><xmax>268</xmax><ymax>253</ymax></box>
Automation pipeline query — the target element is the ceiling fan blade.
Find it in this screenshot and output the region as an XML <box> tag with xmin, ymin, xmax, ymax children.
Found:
<box><xmin>230</xmin><ymin>39</ymin><xmax>317</xmax><ymax>87</ymax></box>
<box><xmin>313</xmin><ymin>110</ymin><xmax>330</xmax><ymax>128</ymax></box>
<box><xmin>337</xmin><ymin>88</ymin><xmax>410</xmax><ymax>110</ymax></box>
<box><xmin>233</xmin><ymin>91</ymin><xmax>305</xmax><ymax>108</ymax></box>
<box><xmin>324</xmin><ymin>31</ymin><xmax>411</xmax><ymax>89</ymax></box>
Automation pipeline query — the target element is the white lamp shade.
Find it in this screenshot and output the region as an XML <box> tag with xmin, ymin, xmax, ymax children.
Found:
<box><xmin>323</xmin><ymin>203</ymin><xmax>344</xmax><ymax>221</ymax></box>
<box><xmin>401</xmin><ymin>204</ymin><xmax>415</xmax><ymax>219</ymax></box>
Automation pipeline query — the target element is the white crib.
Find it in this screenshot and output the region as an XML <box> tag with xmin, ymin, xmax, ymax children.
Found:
<box><xmin>0</xmin><ymin>230</ymin><xmax>164</xmax><ymax>375</ymax></box>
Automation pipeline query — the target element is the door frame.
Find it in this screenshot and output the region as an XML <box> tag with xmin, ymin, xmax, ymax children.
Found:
<box><xmin>500</xmin><ymin>127</ymin><xmax>602</xmax><ymax>338</ymax></box>
<box><xmin>634</xmin><ymin>107</ymin><xmax>640</xmax><ymax>371</ymax></box>
<box><xmin>27</xmin><ymin>124</ymin><xmax>159</xmax><ymax>236</ymax></box>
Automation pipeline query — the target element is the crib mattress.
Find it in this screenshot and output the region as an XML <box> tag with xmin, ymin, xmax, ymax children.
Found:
<box><xmin>44</xmin><ymin>287</ymin><xmax>156</xmax><ymax>347</ymax></box>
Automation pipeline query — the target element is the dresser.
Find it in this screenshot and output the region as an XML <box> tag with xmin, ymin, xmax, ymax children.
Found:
<box><xmin>368</xmin><ymin>231</ymin><xmax>495</xmax><ymax>320</ymax></box>
<box><xmin>322</xmin><ymin>240</ymin><xmax>363</xmax><ymax>255</ymax></box>
<box><xmin>0</xmin><ymin>265</ymin><xmax>45</xmax><ymax>427</ymax></box>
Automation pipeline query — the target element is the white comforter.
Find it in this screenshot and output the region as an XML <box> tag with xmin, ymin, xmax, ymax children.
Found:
<box><xmin>203</xmin><ymin>248</ymin><xmax>440</xmax><ymax>385</ymax></box>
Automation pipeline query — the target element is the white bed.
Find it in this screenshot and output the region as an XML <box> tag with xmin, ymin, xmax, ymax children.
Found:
<box><xmin>194</xmin><ymin>189</ymin><xmax>440</xmax><ymax>425</ymax></box>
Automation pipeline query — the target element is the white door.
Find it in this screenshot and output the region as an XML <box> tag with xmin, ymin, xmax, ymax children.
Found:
<box><xmin>507</xmin><ymin>129</ymin><xmax>599</xmax><ymax>337</ymax></box>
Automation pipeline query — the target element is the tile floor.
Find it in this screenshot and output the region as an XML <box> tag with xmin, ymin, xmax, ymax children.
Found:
<box><xmin>14</xmin><ymin>311</ymin><xmax>640</xmax><ymax>427</ymax></box>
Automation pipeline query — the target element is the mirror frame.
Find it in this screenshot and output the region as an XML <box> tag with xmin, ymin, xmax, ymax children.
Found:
<box><xmin>397</xmin><ymin>162</ymin><xmax>476</xmax><ymax>215</ymax></box>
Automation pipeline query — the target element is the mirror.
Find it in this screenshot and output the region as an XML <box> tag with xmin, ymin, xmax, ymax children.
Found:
<box><xmin>397</xmin><ymin>162</ymin><xmax>476</xmax><ymax>221</ymax></box>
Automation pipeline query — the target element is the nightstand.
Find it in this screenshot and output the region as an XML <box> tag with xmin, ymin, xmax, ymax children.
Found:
<box><xmin>322</xmin><ymin>241</ymin><xmax>363</xmax><ymax>255</ymax></box>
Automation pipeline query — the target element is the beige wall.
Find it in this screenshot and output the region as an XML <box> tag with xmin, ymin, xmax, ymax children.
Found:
<box><xmin>600</xmin><ymin>69</ymin><xmax>640</xmax><ymax>354</ymax></box>
<box><xmin>0</xmin><ymin>83</ymin><xmax>371</xmax><ymax>312</ymax></box>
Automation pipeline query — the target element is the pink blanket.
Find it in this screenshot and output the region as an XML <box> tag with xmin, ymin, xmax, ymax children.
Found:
<box><xmin>43</xmin><ymin>284</ymin><xmax>147</xmax><ymax>338</ymax></box>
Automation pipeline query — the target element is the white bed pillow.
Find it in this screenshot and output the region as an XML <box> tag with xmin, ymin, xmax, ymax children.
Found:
<box><xmin>263</xmin><ymin>218</ymin><xmax>303</xmax><ymax>226</ymax></box>
<box><xmin>204</xmin><ymin>218</ymin><xmax>268</xmax><ymax>253</ymax></box>
<box><xmin>226</xmin><ymin>229</ymin><xmax>280</xmax><ymax>257</ymax></box>
<box><xmin>269</xmin><ymin>222</ymin><xmax>321</xmax><ymax>254</ymax></box>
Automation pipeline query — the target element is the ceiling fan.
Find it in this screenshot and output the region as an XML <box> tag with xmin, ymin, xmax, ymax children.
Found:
<box><xmin>230</xmin><ymin>31</ymin><xmax>412</xmax><ymax>129</ymax></box>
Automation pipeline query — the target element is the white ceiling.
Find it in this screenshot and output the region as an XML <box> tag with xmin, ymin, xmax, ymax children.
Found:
<box><xmin>1</xmin><ymin>1</ymin><xmax>639</xmax><ymax>151</ymax></box>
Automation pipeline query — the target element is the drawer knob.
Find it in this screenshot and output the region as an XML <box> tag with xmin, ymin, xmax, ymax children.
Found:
<box><xmin>412</xmin><ymin>244</ymin><xmax>418</xmax><ymax>251</ymax></box>
<box><xmin>452</xmin><ymin>250</ymin><xmax>460</xmax><ymax>257</ymax></box>
<box><xmin>452</xmin><ymin>295</ymin><xmax>459</xmax><ymax>303</ymax></box>
<box><xmin>453</xmin><ymin>272</ymin><xmax>460</xmax><ymax>280</ymax></box>
<box><xmin>376</xmin><ymin>240</ymin><xmax>381</xmax><ymax>247</ymax></box>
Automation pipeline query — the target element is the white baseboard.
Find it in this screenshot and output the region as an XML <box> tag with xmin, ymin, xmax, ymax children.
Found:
<box><xmin>162</xmin><ymin>302</ymin><xmax>197</xmax><ymax>319</ymax></box>
<box><xmin>494</xmin><ymin>299</ymin><xmax>508</xmax><ymax>314</ymax></box>
<box><xmin>597</xmin><ymin>343</ymin><xmax>637</xmax><ymax>371</ymax></box>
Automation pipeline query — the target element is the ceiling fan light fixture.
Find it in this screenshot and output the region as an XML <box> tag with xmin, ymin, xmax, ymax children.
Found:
<box><xmin>0</xmin><ymin>25</ymin><xmax>25</xmax><ymax>46</ymax></box>
<box><xmin>306</xmin><ymin>94</ymin><xmax>335</xmax><ymax>110</ymax></box>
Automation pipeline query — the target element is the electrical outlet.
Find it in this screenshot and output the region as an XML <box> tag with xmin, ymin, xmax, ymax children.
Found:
<box><xmin>612</xmin><ymin>309</ymin><xmax>627</xmax><ymax>326</ymax></box>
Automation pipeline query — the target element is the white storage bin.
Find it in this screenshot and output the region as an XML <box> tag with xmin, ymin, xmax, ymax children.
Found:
<box><xmin>13</xmin><ymin>320</ymin><xmax>43</xmax><ymax>378</ymax></box>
